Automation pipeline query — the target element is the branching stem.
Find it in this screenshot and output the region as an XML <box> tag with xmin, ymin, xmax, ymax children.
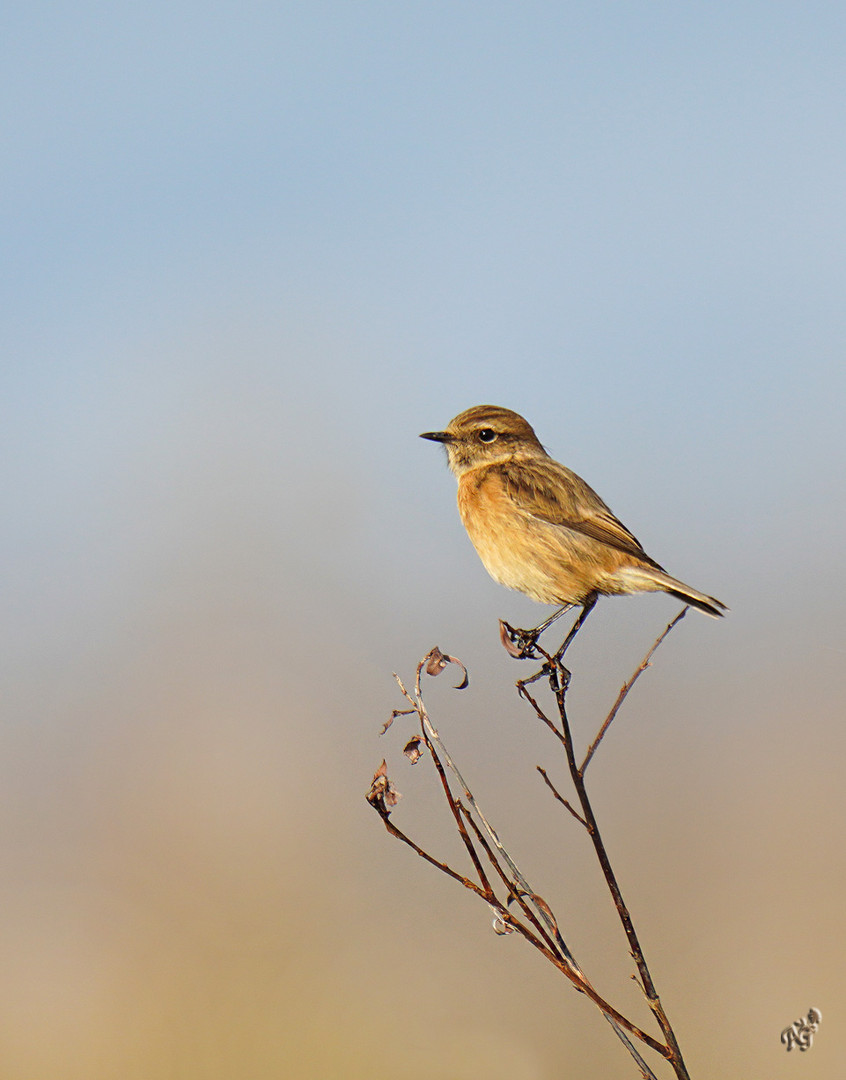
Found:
<box><xmin>371</xmin><ymin>608</ymin><xmax>696</xmax><ymax>1080</ymax></box>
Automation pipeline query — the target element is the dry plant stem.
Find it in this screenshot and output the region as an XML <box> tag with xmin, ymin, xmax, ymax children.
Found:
<box><xmin>580</xmin><ymin>607</ymin><xmax>688</xmax><ymax>773</ymax></box>
<box><xmin>384</xmin><ymin>655</ymin><xmax>667</xmax><ymax>1077</ymax></box>
<box><xmin>420</xmin><ymin>717</ymin><xmax>497</xmax><ymax>899</ymax></box>
<box><xmin>374</xmin><ymin>710</ymin><xmax>666</xmax><ymax>1060</ymax></box>
<box><xmin>457</xmin><ymin>804</ymin><xmax>564</xmax><ymax>959</ymax></box>
<box><xmin>542</xmin><ymin>624</ymin><xmax>691</xmax><ymax>1080</ymax></box>
<box><xmin>537</xmin><ymin>766</ymin><xmax>588</xmax><ymax>828</ymax></box>
<box><xmin>377</xmin><ymin>812</ymin><xmax>488</xmax><ymax>897</ymax></box>
<box><xmin>396</xmin><ymin>666</ymin><xmax>578</xmax><ymax>968</ymax></box>
<box><xmin>456</xmin><ymin>804</ymin><xmax>665</xmax><ymax>1070</ymax></box>
<box><xmin>405</xmin><ymin>662</ymin><xmax>581</xmax><ymax>966</ymax></box>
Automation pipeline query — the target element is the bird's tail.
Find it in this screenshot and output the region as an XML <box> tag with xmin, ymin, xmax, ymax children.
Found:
<box><xmin>619</xmin><ymin>566</ymin><xmax>727</xmax><ymax>618</ymax></box>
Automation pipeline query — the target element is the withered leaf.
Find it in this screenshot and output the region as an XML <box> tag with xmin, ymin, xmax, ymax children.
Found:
<box><xmin>366</xmin><ymin>760</ymin><xmax>402</xmax><ymax>813</ymax></box>
<box><xmin>403</xmin><ymin>736</ymin><xmax>425</xmax><ymax>764</ymax></box>
<box><xmin>424</xmin><ymin>646</ymin><xmax>469</xmax><ymax>689</ymax></box>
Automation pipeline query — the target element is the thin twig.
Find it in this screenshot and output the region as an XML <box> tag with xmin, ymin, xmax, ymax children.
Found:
<box><xmin>518</xmin><ymin>678</ymin><xmax>567</xmax><ymax>747</ymax></box>
<box><xmin>375</xmin><ymin>810</ymin><xmax>489</xmax><ymax>898</ymax></box>
<box><xmin>448</xmin><ymin>810</ymin><xmax>667</xmax><ymax>1055</ymax></box>
<box><xmin>537</xmin><ymin>766</ymin><xmax>589</xmax><ymax>828</ymax></box>
<box><xmin>546</xmin><ymin>660</ymin><xmax>691</xmax><ymax>1080</ymax></box>
<box><xmin>580</xmin><ymin>608</ymin><xmax>688</xmax><ymax>773</ymax></box>
<box><xmin>458</xmin><ymin>804</ymin><xmax>569</xmax><ymax>966</ymax></box>
<box><xmin>422</xmin><ymin>721</ymin><xmax>496</xmax><ymax>898</ymax></box>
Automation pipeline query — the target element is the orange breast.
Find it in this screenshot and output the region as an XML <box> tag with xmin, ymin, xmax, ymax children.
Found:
<box><xmin>456</xmin><ymin>469</ymin><xmax>602</xmax><ymax>605</ymax></box>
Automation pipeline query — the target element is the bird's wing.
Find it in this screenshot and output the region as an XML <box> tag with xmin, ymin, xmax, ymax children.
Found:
<box><xmin>497</xmin><ymin>459</ymin><xmax>663</xmax><ymax>567</ymax></box>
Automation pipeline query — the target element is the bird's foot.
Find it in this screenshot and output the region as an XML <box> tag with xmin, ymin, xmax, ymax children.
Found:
<box><xmin>500</xmin><ymin>596</ymin><xmax>597</xmax><ymax>670</ymax></box>
<box><xmin>499</xmin><ymin>620</ymin><xmax>546</xmax><ymax>660</ymax></box>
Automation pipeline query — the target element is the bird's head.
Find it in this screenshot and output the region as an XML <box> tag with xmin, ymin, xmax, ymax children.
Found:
<box><xmin>420</xmin><ymin>405</ymin><xmax>546</xmax><ymax>476</ymax></box>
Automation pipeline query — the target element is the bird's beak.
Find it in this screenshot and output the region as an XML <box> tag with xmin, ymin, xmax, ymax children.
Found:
<box><xmin>420</xmin><ymin>430</ymin><xmax>454</xmax><ymax>443</ymax></box>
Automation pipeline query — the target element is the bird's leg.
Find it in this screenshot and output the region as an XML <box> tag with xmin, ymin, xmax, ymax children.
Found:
<box><xmin>533</xmin><ymin>604</ymin><xmax>575</xmax><ymax>637</ymax></box>
<box><xmin>552</xmin><ymin>593</ymin><xmax>597</xmax><ymax>663</ymax></box>
<box><xmin>500</xmin><ymin>604</ymin><xmax>574</xmax><ymax>659</ymax></box>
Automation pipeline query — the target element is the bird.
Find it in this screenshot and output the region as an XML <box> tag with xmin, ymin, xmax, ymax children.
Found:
<box><xmin>420</xmin><ymin>405</ymin><xmax>726</xmax><ymax>633</ymax></box>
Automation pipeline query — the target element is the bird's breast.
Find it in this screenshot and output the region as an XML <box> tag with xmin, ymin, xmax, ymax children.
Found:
<box><xmin>456</xmin><ymin>470</ymin><xmax>578</xmax><ymax>603</ymax></box>
<box><xmin>456</xmin><ymin>471</ymin><xmax>520</xmax><ymax>581</ymax></box>
<box><xmin>456</xmin><ymin>466</ymin><xmax>634</xmax><ymax>606</ymax></box>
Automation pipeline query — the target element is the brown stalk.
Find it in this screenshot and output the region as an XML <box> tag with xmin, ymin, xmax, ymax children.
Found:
<box><xmin>535</xmin><ymin>609</ymin><xmax>692</xmax><ymax>1080</ymax></box>
<box><xmin>581</xmin><ymin>608</ymin><xmax>688</xmax><ymax>773</ymax></box>
<box><xmin>372</xmin><ymin>607</ymin><xmax>696</xmax><ymax>1079</ymax></box>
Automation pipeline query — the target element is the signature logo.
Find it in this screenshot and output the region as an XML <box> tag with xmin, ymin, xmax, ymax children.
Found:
<box><xmin>781</xmin><ymin>1008</ymin><xmax>821</xmax><ymax>1052</ymax></box>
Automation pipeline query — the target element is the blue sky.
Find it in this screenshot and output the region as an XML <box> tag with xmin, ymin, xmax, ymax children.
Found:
<box><xmin>5</xmin><ymin>2</ymin><xmax>845</xmax><ymax>507</ymax></box>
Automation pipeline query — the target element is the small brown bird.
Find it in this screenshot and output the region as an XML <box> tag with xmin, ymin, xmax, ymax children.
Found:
<box><xmin>421</xmin><ymin>405</ymin><xmax>725</xmax><ymax>620</ymax></box>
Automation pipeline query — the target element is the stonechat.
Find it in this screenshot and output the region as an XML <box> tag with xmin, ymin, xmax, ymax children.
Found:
<box><xmin>421</xmin><ymin>405</ymin><xmax>725</xmax><ymax>620</ymax></box>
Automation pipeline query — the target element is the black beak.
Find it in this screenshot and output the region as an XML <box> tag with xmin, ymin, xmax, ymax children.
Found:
<box><xmin>420</xmin><ymin>430</ymin><xmax>454</xmax><ymax>443</ymax></box>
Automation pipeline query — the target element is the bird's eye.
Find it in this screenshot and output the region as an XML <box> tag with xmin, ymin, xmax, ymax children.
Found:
<box><xmin>478</xmin><ymin>428</ymin><xmax>497</xmax><ymax>443</ymax></box>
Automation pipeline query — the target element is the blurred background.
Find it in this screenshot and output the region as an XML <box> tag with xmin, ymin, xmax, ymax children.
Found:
<box><xmin>2</xmin><ymin>3</ymin><xmax>845</xmax><ymax>1076</ymax></box>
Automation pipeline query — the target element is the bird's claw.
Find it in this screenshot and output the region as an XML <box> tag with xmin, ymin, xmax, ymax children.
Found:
<box><xmin>499</xmin><ymin>620</ymin><xmax>543</xmax><ymax>660</ymax></box>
